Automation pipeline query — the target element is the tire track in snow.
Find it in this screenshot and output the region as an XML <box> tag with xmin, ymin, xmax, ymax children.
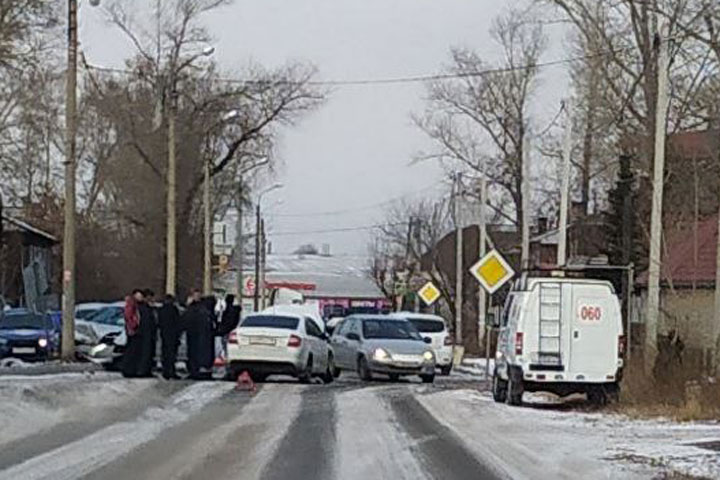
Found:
<box><xmin>0</xmin><ymin>382</ymin><xmax>233</xmax><ymax>480</ymax></box>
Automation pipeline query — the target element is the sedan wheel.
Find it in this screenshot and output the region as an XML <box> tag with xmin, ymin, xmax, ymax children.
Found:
<box><xmin>358</xmin><ymin>357</ymin><xmax>372</xmax><ymax>381</ymax></box>
<box><xmin>298</xmin><ymin>356</ymin><xmax>313</xmax><ymax>384</ymax></box>
<box><xmin>321</xmin><ymin>355</ymin><xmax>335</xmax><ymax>384</ymax></box>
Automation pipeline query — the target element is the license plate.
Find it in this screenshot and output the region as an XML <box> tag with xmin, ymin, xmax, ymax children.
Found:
<box><xmin>12</xmin><ymin>347</ymin><xmax>36</xmax><ymax>354</ymax></box>
<box><xmin>249</xmin><ymin>337</ymin><xmax>275</xmax><ymax>346</ymax></box>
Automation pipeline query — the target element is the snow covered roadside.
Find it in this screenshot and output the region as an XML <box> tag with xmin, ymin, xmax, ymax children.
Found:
<box><xmin>454</xmin><ymin>357</ymin><xmax>495</xmax><ymax>379</ymax></box>
<box><xmin>416</xmin><ymin>388</ymin><xmax>720</xmax><ymax>479</ymax></box>
<box><xmin>0</xmin><ymin>372</ymin><xmax>157</xmax><ymax>447</ymax></box>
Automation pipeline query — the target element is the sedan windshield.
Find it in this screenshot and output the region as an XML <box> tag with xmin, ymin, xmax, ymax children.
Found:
<box><xmin>86</xmin><ymin>307</ymin><xmax>124</xmax><ymax>326</ymax></box>
<box><xmin>407</xmin><ymin>319</ymin><xmax>445</xmax><ymax>333</ymax></box>
<box><xmin>76</xmin><ymin>308</ymin><xmax>102</xmax><ymax>319</ymax></box>
<box><xmin>241</xmin><ymin>315</ymin><xmax>299</xmax><ymax>330</ymax></box>
<box><xmin>362</xmin><ymin>320</ymin><xmax>422</xmax><ymax>340</ymax></box>
<box><xmin>0</xmin><ymin>313</ymin><xmax>48</xmax><ymax>330</ymax></box>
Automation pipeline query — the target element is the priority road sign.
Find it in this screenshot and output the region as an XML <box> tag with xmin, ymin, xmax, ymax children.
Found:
<box><xmin>470</xmin><ymin>249</ymin><xmax>515</xmax><ymax>294</ymax></box>
<box><xmin>418</xmin><ymin>281</ymin><xmax>441</xmax><ymax>306</ymax></box>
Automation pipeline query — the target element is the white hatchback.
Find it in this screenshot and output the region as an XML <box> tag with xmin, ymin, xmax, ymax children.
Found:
<box><xmin>392</xmin><ymin>312</ymin><xmax>453</xmax><ymax>375</ymax></box>
<box><xmin>226</xmin><ymin>312</ymin><xmax>334</xmax><ymax>383</ymax></box>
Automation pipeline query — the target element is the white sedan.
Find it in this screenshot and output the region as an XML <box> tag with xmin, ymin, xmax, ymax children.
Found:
<box><xmin>227</xmin><ymin>312</ymin><xmax>334</xmax><ymax>383</ymax></box>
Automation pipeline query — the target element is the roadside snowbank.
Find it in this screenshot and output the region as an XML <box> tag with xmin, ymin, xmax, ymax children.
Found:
<box><xmin>0</xmin><ymin>372</ymin><xmax>156</xmax><ymax>447</ymax></box>
<box><xmin>417</xmin><ymin>388</ymin><xmax>720</xmax><ymax>479</ymax></box>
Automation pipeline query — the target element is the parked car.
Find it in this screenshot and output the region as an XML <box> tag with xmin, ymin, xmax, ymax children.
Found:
<box><xmin>331</xmin><ymin>315</ymin><xmax>436</xmax><ymax>383</ymax></box>
<box><xmin>0</xmin><ymin>309</ymin><xmax>61</xmax><ymax>361</ymax></box>
<box><xmin>325</xmin><ymin>316</ymin><xmax>344</xmax><ymax>336</ymax></box>
<box><xmin>493</xmin><ymin>277</ymin><xmax>624</xmax><ymax>406</ymax></box>
<box><xmin>226</xmin><ymin>312</ymin><xmax>334</xmax><ymax>383</ymax></box>
<box><xmin>80</xmin><ymin>302</ymin><xmax>125</xmax><ymax>338</ymax></box>
<box><xmin>391</xmin><ymin>312</ymin><xmax>453</xmax><ymax>375</ymax></box>
<box><xmin>75</xmin><ymin>302</ymin><xmax>109</xmax><ymax>320</ymax></box>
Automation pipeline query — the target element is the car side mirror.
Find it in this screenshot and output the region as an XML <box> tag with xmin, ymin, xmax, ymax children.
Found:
<box><xmin>347</xmin><ymin>332</ymin><xmax>360</xmax><ymax>342</ymax></box>
<box><xmin>423</xmin><ymin>337</ymin><xmax>432</xmax><ymax>344</ymax></box>
<box><xmin>487</xmin><ymin>313</ymin><xmax>500</xmax><ymax>328</ymax></box>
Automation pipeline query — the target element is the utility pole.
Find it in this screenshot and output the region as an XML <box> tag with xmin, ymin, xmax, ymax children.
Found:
<box><xmin>645</xmin><ymin>24</ymin><xmax>670</xmax><ymax>374</ymax></box>
<box><xmin>557</xmin><ymin>99</ymin><xmax>573</xmax><ymax>267</ymax></box>
<box><xmin>260</xmin><ymin>219</ymin><xmax>267</xmax><ymax>309</ymax></box>
<box><xmin>61</xmin><ymin>0</ymin><xmax>79</xmax><ymax>361</ymax></box>
<box><xmin>165</xmin><ymin>74</ymin><xmax>178</xmax><ymax>296</ymax></box>
<box><xmin>202</xmin><ymin>156</ymin><xmax>212</xmax><ymax>295</ymax></box>
<box><xmin>454</xmin><ymin>173</ymin><xmax>464</xmax><ymax>347</ymax></box>
<box><xmin>254</xmin><ymin>202</ymin><xmax>261</xmax><ymax>312</ymax></box>
<box><xmin>478</xmin><ymin>158</ymin><xmax>488</xmax><ymax>351</ymax></box>
<box><xmin>235</xmin><ymin>177</ymin><xmax>244</xmax><ymax>305</ymax></box>
<box><xmin>521</xmin><ymin>134</ymin><xmax>531</xmax><ymax>270</ymax></box>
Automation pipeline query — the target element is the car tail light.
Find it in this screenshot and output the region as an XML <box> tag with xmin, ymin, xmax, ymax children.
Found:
<box><xmin>618</xmin><ymin>335</ymin><xmax>626</xmax><ymax>357</ymax></box>
<box><xmin>287</xmin><ymin>334</ymin><xmax>302</xmax><ymax>348</ymax></box>
<box><xmin>444</xmin><ymin>336</ymin><xmax>452</xmax><ymax>346</ymax></box>
<box><xmin>228</xmin><ymin>331</ymin><xmax>238</xmax><ymax>344</ymax></box>
<box><xmin>515</xmin><ymin>332</ymin><xmax>524</xmax><ymax>355</ymax></box>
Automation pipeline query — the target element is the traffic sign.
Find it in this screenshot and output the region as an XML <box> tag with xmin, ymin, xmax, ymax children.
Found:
<box><xmin>243</xmin><ymin>276</ymin><xmax>256</xmax><ymax>296</ymax></box>
<box><xmin>418</xmin><ymin>281</ymin><xmax>441</xmax><ymax>306</ymax></box>
<box><xmin>470</xmin><ymin>249</ymin><xmax>515</xmax><ymax>294</ymax></box>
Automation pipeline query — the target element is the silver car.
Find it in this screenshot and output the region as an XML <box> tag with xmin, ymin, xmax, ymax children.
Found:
<box><xmin>331</xmin><ymin>315</ymin><xmax>436</xmax><ymax>383</ymax></box>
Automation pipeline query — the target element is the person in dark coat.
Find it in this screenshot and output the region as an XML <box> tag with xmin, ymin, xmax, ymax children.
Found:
<box><xmin>122</xmin><ymin>289</ymin><xmax>144</xmax><ymax>378</ymax></box>
<box><xmin>217</xmin><ymin>294</ymin><xmax>241</xmax><ymax>337</ymax></box>
<box><xmin>158</xmin><ymin>294</ymin><xmax>181</xmax><ymax>380</ymax></box>
<box><xmin>136</xmin><ymin>289</ymin><xmax>157</xmax><ymax>377</ymax></box>
<box><xmin>183</xmin><ymin>295</ymin><xmax>216</xmax><ymax>380</ymax></box>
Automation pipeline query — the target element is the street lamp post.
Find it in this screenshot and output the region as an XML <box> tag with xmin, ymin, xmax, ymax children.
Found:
<box><xmin>61</xmin><ymin>0</ymin><xmax>99</xmax><ymax>362</ymax></box>
<box><xmin>253</xmin><ymin>183</ymin><xmax>283</xmax><ymax>311</ymax></box>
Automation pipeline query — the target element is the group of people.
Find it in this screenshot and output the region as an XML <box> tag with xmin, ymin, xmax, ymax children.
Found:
<box><xmin>122</xmin><ymin>288</ymin><xmax>240</xmax><ymax>380</ymax></box>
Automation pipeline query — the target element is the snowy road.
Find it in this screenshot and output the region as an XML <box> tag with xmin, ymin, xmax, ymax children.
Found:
<box><xmin>0</xmin><ymin>372</ymin><xmax>718</xmax><ymax>479</ymax></box>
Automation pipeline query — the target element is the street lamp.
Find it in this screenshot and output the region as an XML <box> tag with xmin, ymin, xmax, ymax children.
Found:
<box><xmin>254</xmin><ymin>183</ymin><xmax>283</xmax><ymax>311</ymax></box>
<box><xmin>166</xmin><ymin>44</ymin><xmax>215</xmax><ymax>297</ymax></box>
<box><xmin>61</xmin><ymin>0</ymin><xmax>101</xmax><ymax>362</ymax></box>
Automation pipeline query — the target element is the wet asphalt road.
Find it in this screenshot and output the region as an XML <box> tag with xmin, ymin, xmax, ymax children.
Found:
<box><xmin>0</xmin><ymin>373</ymin><xmax>506</xmax><ymax>480</ymax></box>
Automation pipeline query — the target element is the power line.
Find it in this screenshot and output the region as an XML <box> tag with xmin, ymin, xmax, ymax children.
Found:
<box><xmin>268</xmin><ymin>221</ymin><xmax>408</xmax><ymax>237</ymax></box>
<box><xmin>82</xmin><ymin>44</ymin><xmax>637</xmax><ymax>88</ymax></box>
<box><xmin>267</xmin><ymin>180</ymin><xmax>445</xmax><ymax>218</ymax></box>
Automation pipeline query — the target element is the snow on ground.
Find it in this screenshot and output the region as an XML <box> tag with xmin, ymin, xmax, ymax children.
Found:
<box><xmin>0</xmin><ymin>372</ymin><xmax>156</xmax><ymax>447</ymax></box>
<box><xmin>454</xmin><ymin>357</ymin><xmax>495</xmax><ymax>379</ymax></box>
<box><xmin>417</xmin><ymin>388</ymin><xmax>720</xmax><ymax>479</ymax></box>
<box><xmin>0</xmin><ymin>381</ymin><xmax>233</xmax><ymax>480</ymax></box>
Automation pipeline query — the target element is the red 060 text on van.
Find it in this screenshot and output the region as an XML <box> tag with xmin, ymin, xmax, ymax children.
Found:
<box><xmin>579</xmin><ymin>306</ymin><xmax>602</xmax><ymax>321</ymax></box>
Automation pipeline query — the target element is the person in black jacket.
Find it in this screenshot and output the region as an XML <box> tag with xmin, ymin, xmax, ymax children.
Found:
<box><xmin>183</xmin><ymin>295</ymin><xmax>216</xmax><ymax>380</ymax></box>
<box><xmin>217</xmin><ymin>294</ymin><xmax>241</xmax><ymax>337</ymax></box>
<box><xmin>158</xmin><ymin>294</ymin><xmax>181</xmax><ymax>380</ymax></box>
<box><xmin>136</xmin><ymin>289</ymin><xmax>158</xmax><ymax>377</ymax></box>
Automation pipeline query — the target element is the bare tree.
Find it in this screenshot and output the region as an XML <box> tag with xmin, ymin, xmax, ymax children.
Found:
<box><xmin>415</xmin><ymin>9</ymin><xmax>546</xmax><ymax>234</ymax></box>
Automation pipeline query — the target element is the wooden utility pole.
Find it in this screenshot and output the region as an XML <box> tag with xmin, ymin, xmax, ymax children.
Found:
<box><xmin>165</xmin><ymin>75</ymin><xmax>178</xmax><ymax>296</ymax></box>
<box><xmin>558</xmin><ymin>99</ymin><xmax>573</xmax><ymax>267</ymax></box>
<box><xmin>202</xmin><ymin>156</ymin><xmax>212</xmax><ymax>295</ymax></box>
<box><xmin>521</xmin><ymin>135</ymin><xmax>531</xmax><ymax>270</ymax></box>
<box><xmin>454</xmin><ymin>173</ymin><xmax>464</xmax><ymax>346</ymax></box>
<box><xmin>645</xmin><ymin>24</ymin><xmax>670</xmax><ymax>374</ymax></box>
<box><xmin>61</xmin><ymin>0</ymin><xmax>79</xmax><ymax>361</ymax></box>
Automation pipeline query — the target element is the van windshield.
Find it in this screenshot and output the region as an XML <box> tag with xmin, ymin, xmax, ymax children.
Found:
<box><xmin>407</xmin><ymin>319</ymin><xmax>444</xmax><ymax>333</ymax></box>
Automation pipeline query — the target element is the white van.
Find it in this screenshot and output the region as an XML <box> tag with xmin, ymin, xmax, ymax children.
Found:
<box><xmin>493</xmin><ymin>277</ymin><xmax>624</xmax><ymax>406</ymax></box>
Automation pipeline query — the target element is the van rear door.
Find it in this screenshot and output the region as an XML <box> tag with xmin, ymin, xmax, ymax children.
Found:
<box><xmin>569</xmin><ymin>284</ymin><xmax>621</xmax><ymax>377</ymax></box>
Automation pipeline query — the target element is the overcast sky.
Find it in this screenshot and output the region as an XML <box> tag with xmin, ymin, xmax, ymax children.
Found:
<box><xmin>81</xmin><ymin>0</ymin><xmax>567</xmax><ymax>256</ymax></box>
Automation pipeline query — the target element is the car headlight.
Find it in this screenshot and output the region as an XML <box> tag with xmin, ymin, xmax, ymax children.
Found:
<box><xmin>423</xmin><ymin>351</ymin><xmax>435</xmax><ymax>362</ymax></box>
<box><xmin>372</xmin><ymin>348</ymin><xmax>391</xmax><ymax>362</ymax></box>
<box><xmin>38</xmin><ymin>338</ymin><xmax>48</xmax><ymax>348</ymax></box>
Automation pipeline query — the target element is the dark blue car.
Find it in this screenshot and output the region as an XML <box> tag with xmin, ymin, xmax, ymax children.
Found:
<box><xmin>0</xmin><ymin>309</ymin><xmax>61</xmax><ymax>361</ymax></box>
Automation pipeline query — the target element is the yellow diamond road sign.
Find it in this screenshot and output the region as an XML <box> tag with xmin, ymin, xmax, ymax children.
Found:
<box><xmin>418</xmin><ymin>282</ymin><xmax>441</xmax><ymax>306</ymax></box>
<box><xmin>470</xmin><ymin>249</ymin><xmax>515</xmax><ymax>294</ymax></box>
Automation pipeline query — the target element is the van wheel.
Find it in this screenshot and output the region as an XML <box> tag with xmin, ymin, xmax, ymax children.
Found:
<box><xmin>358</xmin><ymin>357</ymin><xmax>372</xmax><ymax>381</ymax></box>
<box><xmin>440</xmin><ymin>365</ymin><xmax>452</xmax><ymax>376</ymax></box>
<box><xmin>506</xmin><ymin>377</ymin><xmax>523</xmax><ymax>406</ymax></box>
<box><xmin>420</xmin><ymin>374</ymin><xmax>435</xmax><ymax>384</ymax></box>
<box><xmin>388</xmin><ymin>373</ymin><xmax>400</xmax><ymax>382</ymax></box>
<box><xmin>587</xmin><ymin>387</ymin><xmax>609</xmax><ymax>406</ymax></box>
<box><xmin>492</xmin><ymin>371</ymin><xmax>508</xmax><ymax>403</ymax></box>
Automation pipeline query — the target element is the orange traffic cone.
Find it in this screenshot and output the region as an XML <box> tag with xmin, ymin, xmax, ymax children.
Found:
<box><xmin>236</xmin><ymin>370</ymin><xmax>257</xmax><ymax>394</ymax></box>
